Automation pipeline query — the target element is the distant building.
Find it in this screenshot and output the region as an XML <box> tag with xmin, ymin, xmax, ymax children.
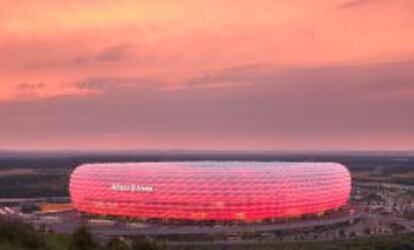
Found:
<box><xmin>39</xmin><ymin>203</ymin><xmax>73</xmax><ymax>213</ymax></box>
<box><xmin>69</xmin><ymin>162</ymin><xmax>351</xmax><ymax>222</ymax></box>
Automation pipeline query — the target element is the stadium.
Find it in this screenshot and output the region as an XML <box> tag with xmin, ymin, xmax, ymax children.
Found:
<box><xmin>69</xmin><ymin>162</ymin><xmax>351</xmax><ymax>222</ymax></box>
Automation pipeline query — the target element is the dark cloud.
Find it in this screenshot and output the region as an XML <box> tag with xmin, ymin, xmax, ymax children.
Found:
<box><xmin>188</xmin><ymin>60</ymin><xmax>414</xmax><ymax>100</ymax></box>
<box><xmin>16</xmin><ymin>82</ymin><xmax>45</xmax><ymax>90</ymax></box>
<box><xmin>1</xmin><ymin>60</ymin><xmax>414</xmax><ymax>150</ymax></box>
<box><xmin>23</xmin><ymin>44</ymin><xmax>133</xmax><ymax>70</ymax></box>
<box><xmin>74</xmin><ymin>77</ymin><xmax>161</xmax><ymax>91</ymax></box>
<box><xmin>187</xmin><ymin>63</ymin><xmax>273</xmax><ymax>86</ymax></box>
<box><xmin>95</xmin><ymin>44</ymin><xmax>132</xmax><ymax>62</ymax></box>
<box><xmin>74</xmin><ymin>78</ymin><xmax>120</xmax><ymax>91</ymax></box>
<box><xmin>337</xmin><ymin>0</ymin><xmax>379</xmax><ymax>9</ymax></box>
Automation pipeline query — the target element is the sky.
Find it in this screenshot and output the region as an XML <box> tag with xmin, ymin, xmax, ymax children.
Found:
<box><xmin>1</xmin><ymin>0</ymin><xmax>414</xmax><ymax>151</ymax></box>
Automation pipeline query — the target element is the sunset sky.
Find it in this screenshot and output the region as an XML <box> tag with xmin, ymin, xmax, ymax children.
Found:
<box><xmin>1</xmin><ymin>0</ymin><xmax>414</xmax><ymax>151</ymax></box>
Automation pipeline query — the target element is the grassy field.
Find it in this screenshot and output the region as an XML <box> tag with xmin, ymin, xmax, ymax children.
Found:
<box><xmin>352</xmin><ymin>165</ymin><xmax>414</xmax><ymax>185</ymax></box>
<box><xmin>0</xmin><ymin>168</ymin><xmax>38</xmax><ymax>177</ymax></box>
<box><xmin>169</xmin><ymin>233</ymin><xmax>414</xmax><ymax>250</ymax></box>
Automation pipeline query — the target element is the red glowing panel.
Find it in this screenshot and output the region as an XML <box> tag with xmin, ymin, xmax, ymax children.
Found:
<box><xmin>69</xmin><ymin>162</ymin><xmax>351</xmax><ymax>221</ymax></box>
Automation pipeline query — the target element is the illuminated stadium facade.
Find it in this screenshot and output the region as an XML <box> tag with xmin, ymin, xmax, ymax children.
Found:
<box><xmin>69</xmin><ymin>162</ymin><xmax>351</xmax><ymax>221</ymax></box>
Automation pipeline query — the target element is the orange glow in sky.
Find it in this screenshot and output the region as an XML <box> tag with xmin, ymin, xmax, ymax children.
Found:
<box><xmin>1</xmin><ymin>0</ymin><xmax>414</xmax><ymax>151</ymax></box>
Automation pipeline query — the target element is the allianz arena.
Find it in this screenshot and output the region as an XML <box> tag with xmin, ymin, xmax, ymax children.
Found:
<box><xmin>69</xmin><ymin>162</ymin><xmax>351</xmax><ymax>221</ymax></box>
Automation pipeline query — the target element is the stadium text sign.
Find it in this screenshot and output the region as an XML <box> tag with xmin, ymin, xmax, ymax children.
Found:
<box><xmin>111</xmin><ymin>183</ymin><xmax>154</xmax><ymax>192</ymax></box>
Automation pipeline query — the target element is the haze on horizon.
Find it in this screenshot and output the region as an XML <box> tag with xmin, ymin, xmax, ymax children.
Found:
<box><xmin>1</xmin><ymin>0</ymin><xmax>414</xmax><ymax>151</ymax></box>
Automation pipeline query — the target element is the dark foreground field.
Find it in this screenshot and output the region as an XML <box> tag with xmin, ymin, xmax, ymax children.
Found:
<box><xmin>0</xmin><ymin>151</ymin><xmax>413</xmax><ymax>198</ymax></box>
<box><xmin>1</xmin><ymin>218</ymin><xmax>414</xmax><ymax>250</ymax></box>
<box><xmin>170</xmin><ymin>234</ymin><xmax>414</xmax><ymax>250</ymax></box>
